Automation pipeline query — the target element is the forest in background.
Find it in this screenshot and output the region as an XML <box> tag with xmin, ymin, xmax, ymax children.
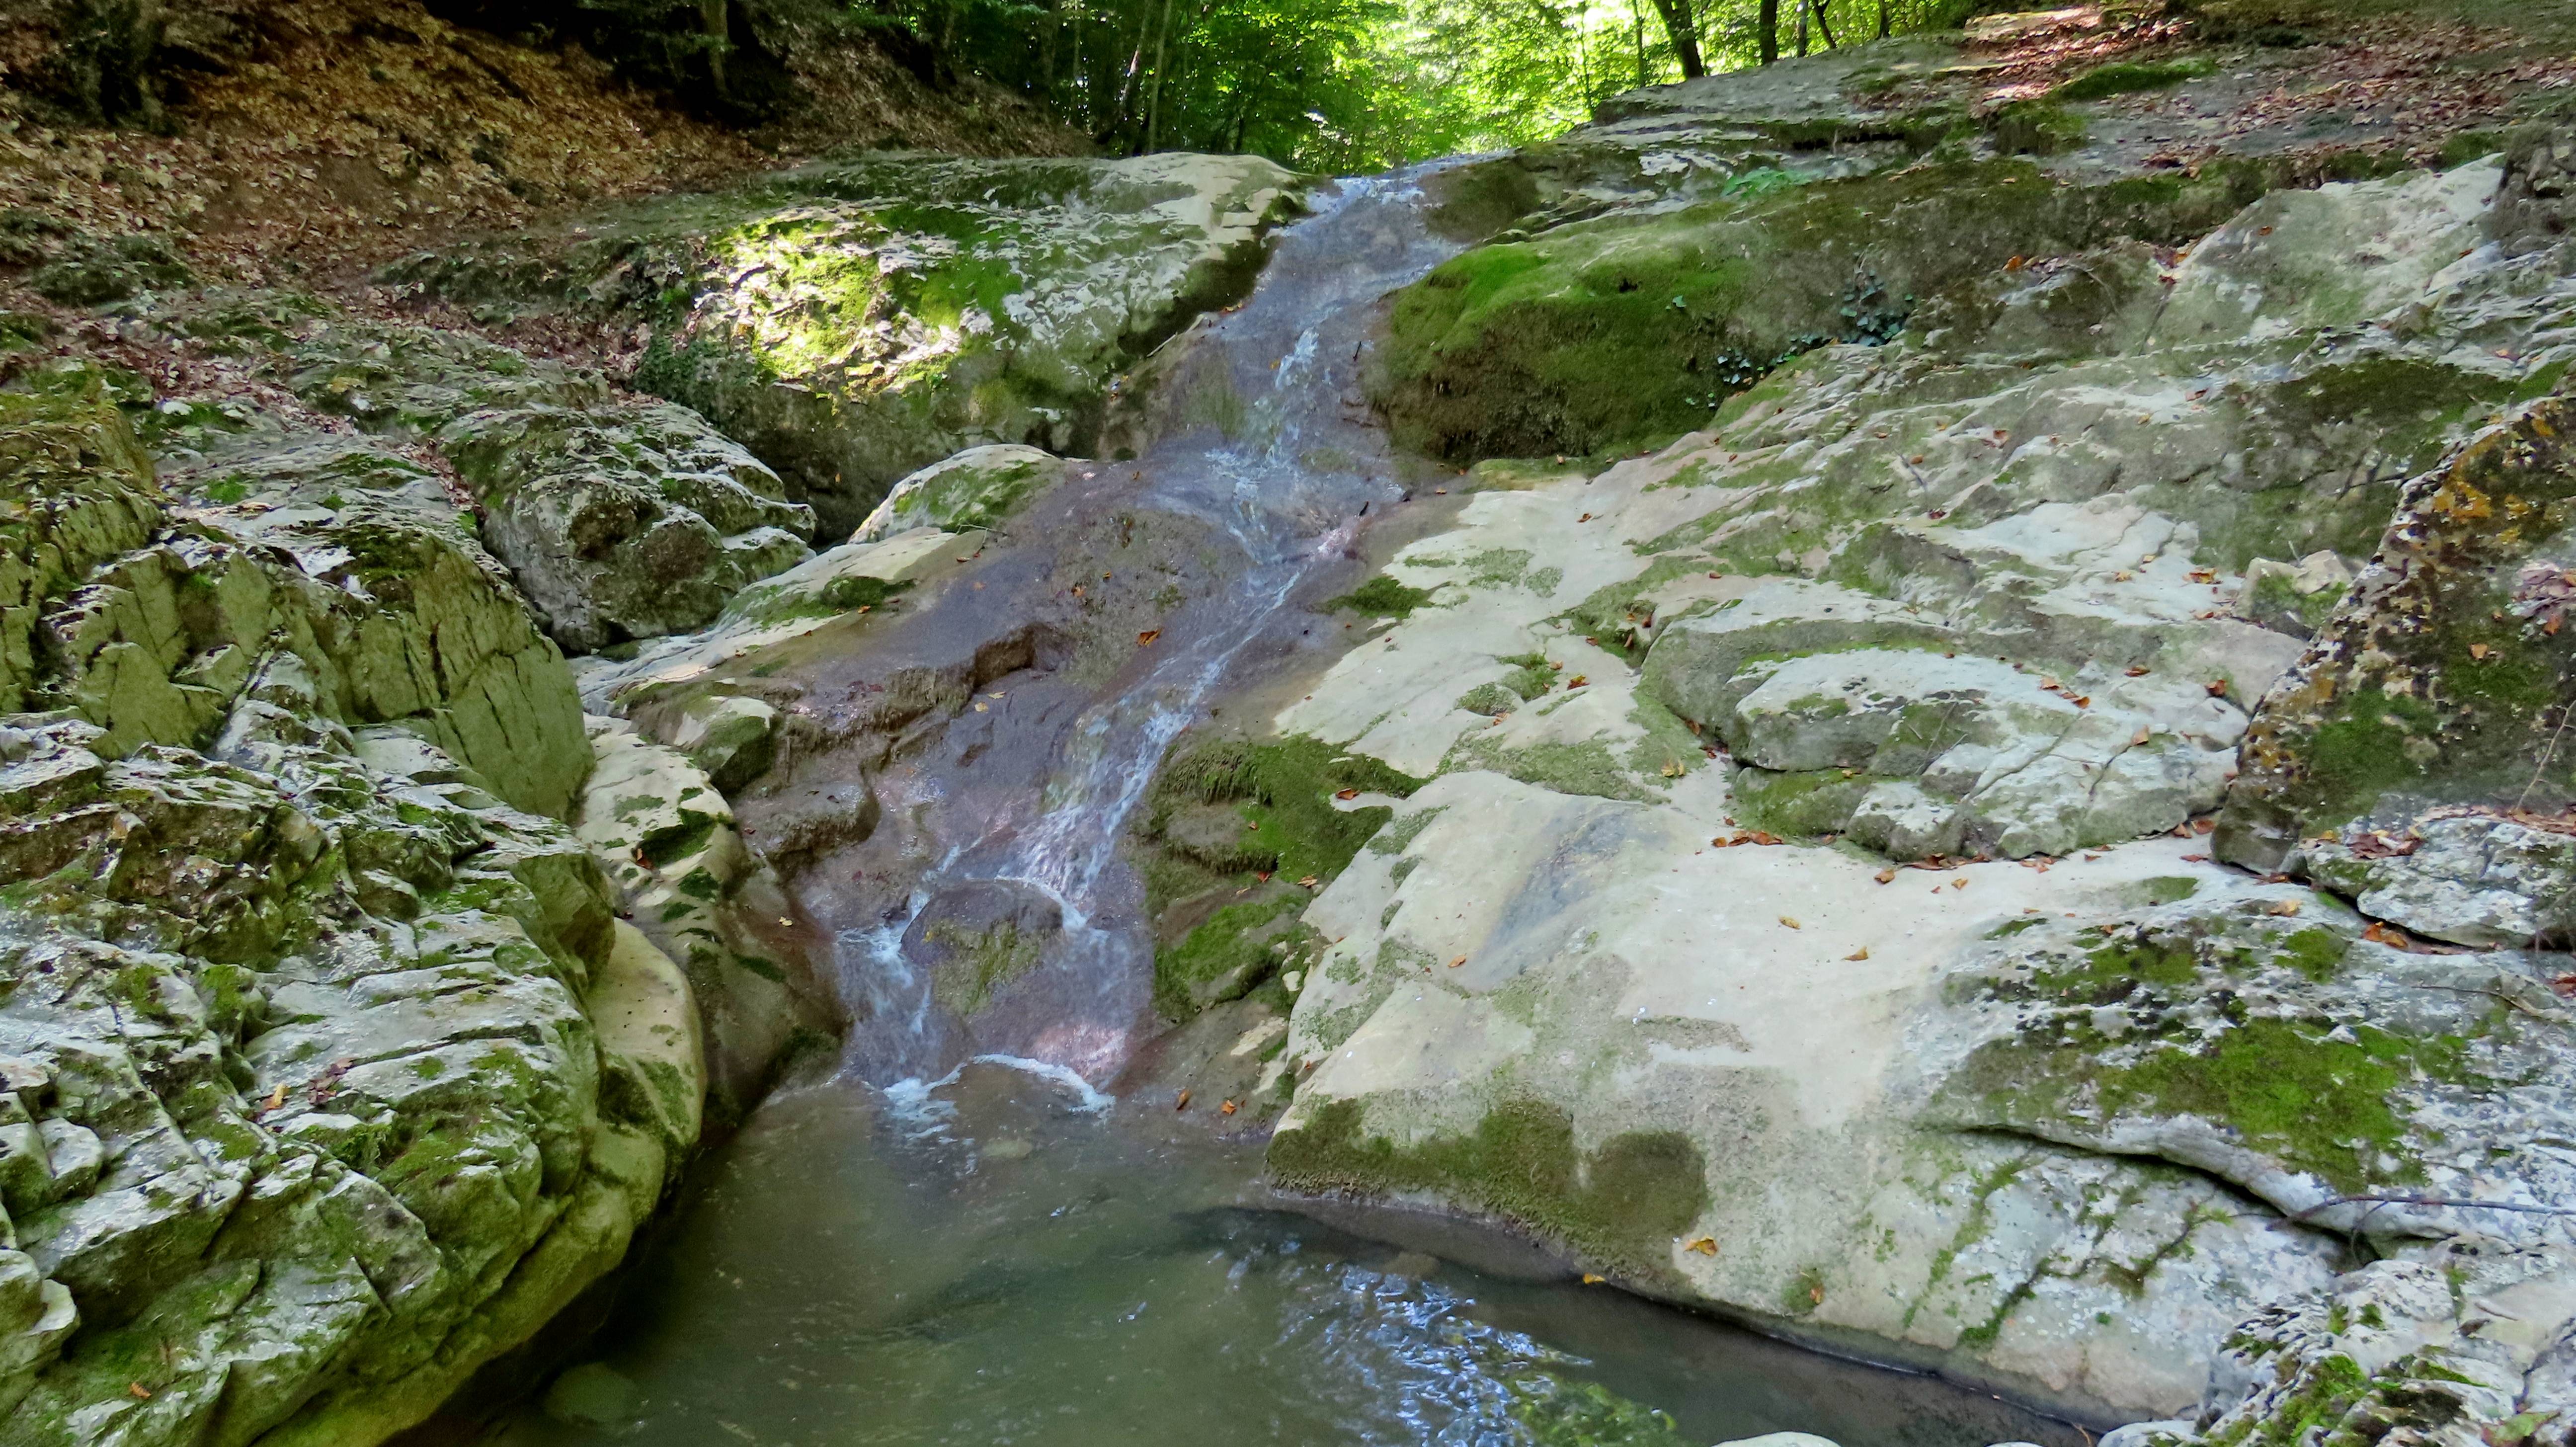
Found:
<box><xmin>0</xmin><ymin>0</ymin><xmax>2009</xmax><ymax>175</ymax></box>
<box><xmin>459</xmin><ymin>0</ymin><xmax>1987</xmax><ymax>171</ymax></box>
<box><xmin>874</xmin><ymin>0</ymin><xmax>1985</xmax><ymax>170</ymax></box>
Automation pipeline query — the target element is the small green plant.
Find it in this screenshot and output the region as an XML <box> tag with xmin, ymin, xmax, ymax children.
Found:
<box><xmin>1323</xmin><ymin>573</ymin><xmax>1436</xmax><ymax>619</ymax></box>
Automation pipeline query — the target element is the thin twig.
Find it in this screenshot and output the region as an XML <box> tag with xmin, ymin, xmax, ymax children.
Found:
<box><xmin>2289</xmin><ymin>1193</ymin><xmax>2576</xmax><ymax>1221</ymax></box>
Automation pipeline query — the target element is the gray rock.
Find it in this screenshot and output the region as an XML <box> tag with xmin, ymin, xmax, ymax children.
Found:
<box><xmin>391</xmin><ymin>153</ymin><xmax>1302</xmax><ymax>536</ymax></box>
<box><xmin>854</xmin><ymin>444</ymin><xmax>1065</xmax><ymax>543</ymax></box>
<box><xmin>2304</xmin><ymin>813</ymin><xmax>2576</xmax><ymax>949</ymax></box>
<box><xmin>282</xmin><ymin>322</ymin><xmax>815</xmax><ymax>653</ymax></box>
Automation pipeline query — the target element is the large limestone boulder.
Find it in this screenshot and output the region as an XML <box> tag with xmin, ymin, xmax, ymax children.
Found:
<box><xmin>1365</xmin><ymin>27</ymin><xmax>2432</xmax><ymax>467</ymax></box>
<box><xmin>390</xmin><ymin>153</ymin><xmax>1302</xmax><ymax>535</ymax></box>
<box><xmin>0</xmin><ymin>394</ymin><xmax>161</xmax><ymax>715</ymax></box>
<box><xmin>1265</xmin><ymin>159</ymin><xmax>2576</xmax><ymax>1420</ymax></box>
<box><xmin>10</xmin><ymin>408</ymin><xmax>590</xmax><ymax>819</ymax></box>
<box><xmin>0</xmin><ymin>706</ymin><xmax>702</xmax><ymax>1446</ymax></box>
<box><xmin>1270</xmin><ymin>770</ymin><xmax>2345</xmax><ymax>1418</ymax></box>
<box><xmin>279</xmin><ymin>322</ymin><xmax>815</xmax><ymax>654</ymax></box>
<box><xmin>0</xmin><ymin>384</ymin><xmax>710</xmax><ymax>1445</ymax></box>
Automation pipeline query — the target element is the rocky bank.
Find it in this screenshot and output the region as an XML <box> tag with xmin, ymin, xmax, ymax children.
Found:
<box><xmin>0</xmin><ymin>144</ymin><xmax>1296</xmax><ymax>1442</ymax></box>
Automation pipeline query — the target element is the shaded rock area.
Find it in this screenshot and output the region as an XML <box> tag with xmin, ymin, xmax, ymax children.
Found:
<box><xmin>574</xmin><ymin>716</ymin><xmax>836</xmax><ymax>1129</ymax></box>
<box><xmin>387</xmin><ymin>152</ymin><xmax>1304</xmax><ymax>535</ymax></box>
<box><xmin>0</xmin><ymin>669</ymin><xmax>698</xmax><ymax>1443</ymax></box>
<box><xmin>0</xmin><ymin>235</ymin><xmax>872</xmax><ymax>1444</ymax></box>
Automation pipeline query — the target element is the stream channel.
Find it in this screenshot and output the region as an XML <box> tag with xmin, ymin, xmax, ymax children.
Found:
<box><xmin>488</xmin><ymin>162</ymin><xmax>2092</xmax><ymax>1447</ymax></box>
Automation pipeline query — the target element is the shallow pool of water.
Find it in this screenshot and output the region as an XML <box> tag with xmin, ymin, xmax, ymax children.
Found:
<box><xmin>486</xmin><ymin>1062</ymin><xmax>2082</xmax><ymax>1447</ymax></box>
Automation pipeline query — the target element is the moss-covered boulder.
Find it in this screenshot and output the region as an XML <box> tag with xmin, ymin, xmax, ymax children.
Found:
<box><xmin>280</xmin><ymin>323</ymin><xmax>815</xmax><ymax>653</ymax></box>
<box><xmin>1377</xmin><ymin>159</ymin><xmax>2222</xmax><ymax>462</ymax></box>
<box><xmin>0</xmin><ymin>394</ymin><xmax>162</xmax><ymax>714</ymax></box>
<box><xmin>0</xmin><ymin>360</ymin><xmax>720</xmax><ymax>1445</ymax></box>
<box><xmin>1928</xmin><ymin>892</ymin><xmax>2576</xmax><ymax>1239</ymax></box>
<box><xmin>853</xmin><ymin>443</ymin><xmax>1065</xmax><ymax>543</ymax></box>
<box><xmin>2111</xmin><ymin>1247</ymin><xmax>2576</xmax><ymax>1447</ymax></box>
<box><xmin>0</xmin><ymin>703</ymin><xmax>702</xmax><ymax>1445</ymax></box>
<box><xmin>2219</xmin><ymin>394</ymin><xmax>2576</xmax><ymax>873</ymax></box>
<box><xmin>1370</xmin><ymin>58</ymin><xmax>2413</xmax><ymax>467</ymax></box>
<box><xmin>574</xmin><ymin>716</ymin><xmax>833</xmax><ymax>1128</ymax></box>
<box><xmin>389</xmin><ymin>153</ymin><xmax>1300</xmax><ymax>537</ymax></box>
<box><xmin>28</xmin><ymin>432</ymin><xmax>594</xmax><ymax>820</ymax></box>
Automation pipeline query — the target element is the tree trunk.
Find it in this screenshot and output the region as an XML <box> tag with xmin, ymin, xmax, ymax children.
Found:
<box><xmin>1812</xmin><ymin>0</ymin><xmax>1837</xmax><ymax>48</ymax></box>
<box><xmin>1877</xmin><ymin>0</ymin><xmax>1891</xmax><ymax>38</ymax></box>
<box><xmin>1647</xmin><ymin>0</ymin><xmax>1706</xmax><ymax>79</ymax></box>
<box><xmin>1759</xmin><ymin>0</ymin><xmax>1779</xmax><ymax>64</ymax></box>
<box><xmin>1794</xmin><ymin>1</ymin><xmax>1808</xmax><ymax>57</ymax></box>
<box><xmin>1143</xmin><ymin>0</ymin><xmax>1178</xmax><ymax>151</ymax></box>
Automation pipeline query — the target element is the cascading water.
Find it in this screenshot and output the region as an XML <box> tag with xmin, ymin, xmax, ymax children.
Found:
<box><xmin>826</xmin><ymin>163</ymin><xmax>1476</xmax><ymax>1087</ymax></box>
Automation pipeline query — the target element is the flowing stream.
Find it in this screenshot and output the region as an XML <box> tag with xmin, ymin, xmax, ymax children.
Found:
<box><xmin>484</xmin><ymin>167</ymin><xmax>2092</xmax><ymax>1447</ymax></box>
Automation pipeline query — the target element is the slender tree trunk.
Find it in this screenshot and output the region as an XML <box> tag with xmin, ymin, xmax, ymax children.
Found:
<box><xmin>1112</xmin><ymin>0</ymin><xmax>1150</xmax><ymax>149</ymax></box>
<box><xmin>1877</xmin><ymin>0</ymin><xmax>1891</xmax><ymax>38</ymax></box>
<box><xmin>1759</xmin><ymin>0</ymin><xmax>1779</xmax><ymax>63</ymax></box>
<box><xmin>700</xmin><ymin>0</ymin><xmax>727</xmax><ymax>96</ymax></box>
<box><xmin>1647</xmin><ymin>0</ymin><xmax>1705</xmax><ymax>79</ymax></box>
<box><xmin>1812</xmin><ymin>0</ymin><xmax>1837</xmax><ymax>48</ymax></box>
<box><xmin>1143</xmin><ymin>0</ymin><xmax>1177</xmax><ymax>150</ymax></box>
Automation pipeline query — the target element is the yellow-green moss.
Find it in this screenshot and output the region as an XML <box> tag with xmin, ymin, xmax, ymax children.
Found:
<box><xmin>1269</xmin><ymin>1096</ymin><xmax>1709</xmax><ymax>1278</ymax></box>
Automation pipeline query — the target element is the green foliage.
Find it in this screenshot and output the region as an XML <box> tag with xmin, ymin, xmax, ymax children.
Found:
<box><xmin>878</xmin><ymin>0</ymin><xmax>1986</xmax><ymax>170</ymax></box>
<box><xmin>1324</xmin><ymin>573</ymin><xmax>1437</xmax><ymax>619</ymax></box>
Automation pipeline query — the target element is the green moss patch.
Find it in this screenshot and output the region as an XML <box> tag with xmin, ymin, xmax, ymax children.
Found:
<box><xmin>1323</xmin><ymin>573</ymin><xmax>1437</xmax><ymax>619</ymax></box>
<box><xmin>1270</xmin><ymin>1096</ymin><xmax>1709</xmax><ymax>1278</ymax></box>
<box><xmin>1153</xmin><ymin>894</ymin><xmax>1318</xmax><ymax>1019</ymax></box>
<box><xmin>1138</xmin><ymin>735</ymin><xmax>1425</xmax><ymax>1019</ymax></box>
<box><xmin>2050</xmin><ymin>57</ymin><xmax>2217</xmax><ymax>103</ymax></box>
<box><xmin>1940</xmin><ymin>910</ymin><xmax>2488</xmax><ymax>1197</ymax></box>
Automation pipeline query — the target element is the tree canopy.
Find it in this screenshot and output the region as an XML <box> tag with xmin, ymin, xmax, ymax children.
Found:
<box><xmin>866</xmin><ymin>0</ymin><xmax>1985</xmax><ymax>169</ymax></box>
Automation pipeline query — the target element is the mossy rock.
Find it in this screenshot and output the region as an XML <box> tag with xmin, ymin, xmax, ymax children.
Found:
<box><xmin>2219</xmin><ymin>396</ymin><xmax>2576</xmax><ymax>870</ymax></box>
<box><xmin>1929</xmin><ymin>893</ymin><xmax>2576</xmax><ymax>1237</ymax></box>
<box><xmin>1369</xmin><ymin>157</ymin><xmax>2333</xmax><ymax>465</ymax></box>
<box><xmin>1269</xmin><ymin>1095</ymin><xmax>1709</xmax><ymax>1280</ymax></box>
<box><xmin>1139</xmin><ymin>733</ymin><xmax>1423</xmax><ymax>1021</ymax></box>
<box><xmin>0</xmin><ymin>391</ymin><xmax>163</xmax><ymax>713</ymax></box>
<box><xmin>389</xmin><ymin>153</ymin><xmax>1300</xmax><ymax>538</ymax></box>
